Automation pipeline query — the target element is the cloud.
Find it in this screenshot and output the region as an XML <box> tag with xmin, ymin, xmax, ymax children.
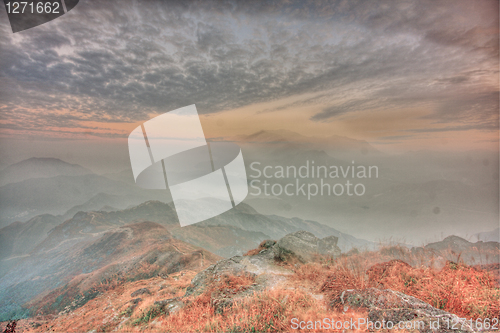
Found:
<box><xmin>378</xmin><ymin>135</ymin><xmax>414</xmax><ymax>141</ymax></box>
<box><xmin>407</xmin><ymin>123</ymin><xmax>499</xmax><ymax>133</ymax></box>
<box><xmin>311</xmin><ymin>99</ymin><xmax>379</xmax><ymax>121</ymax></box>
<box><xmin>0</xmin><ymin>0</ymin><xmax>498</xmax><ymax>137</ymax></box>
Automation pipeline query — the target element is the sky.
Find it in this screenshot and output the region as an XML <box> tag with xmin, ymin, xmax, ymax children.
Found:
<box><xmin>0</xmin><ymin>0</ymin><xmax>498</xmax><ymax>171</ymax></box>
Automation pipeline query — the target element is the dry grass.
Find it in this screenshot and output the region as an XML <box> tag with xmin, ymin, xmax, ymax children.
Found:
<box><xmin>244</xmin><ymin>240</ymin><xmax>276</xmax><ymax>256</ymax></box>
<box><xmin>365</xmin><ymin>260</ymin><xmax>499</xmax><ymax>318</ymax></box>
<box><xmin>157</xmin><ymin>247</ymin><xmax>499</xmax><ymax>331</ymax></box>
<box><xmin>320</xmin><ymin>253</ymin><xmax>500</xmax><ymax>320</ymax></box>
<box><xmin>12</xmin><ymin>244</ymin><xmax>500</xmax><ymax>332</ymax></box>
<box><xmin>160</xmin><ymin>288</ymin><xmax>366</xmax><ymax>333</ymax></box>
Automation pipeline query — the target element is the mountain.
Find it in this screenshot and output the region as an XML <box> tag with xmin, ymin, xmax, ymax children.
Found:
<box><xmin>0</xmin><ymin>201</ymin><xmax>184</xmax><ymax>291</ymax></box>
<box><xmin>0</xmin><ymin>221</ymin><xmax>220</xmax><ymax>321</ymax></box>
<box><xmin>0</xmin><ymin>214</ymin><xmax>62</xmax><ymax>260</ymax></box>
<box><xmin>60</xmin><ymin>192</ymin><xmax>169</xmax><ymax>221</ymax></box>
<box><xmin>265</xmin><ymin>215</ymin><xmax>375</xmax><ymax>251</ymax></box>
<box><xmin>0</xmin><ymin>158</ymin><xmax>92</xmax><ymax>187</ymax></box>
<box><xmin>423</xmin><ymin>235</ymin><xmax>499</xmax><ymax>254</ymax></box>
<box><xmin>0</xmin><ymin>214</ymin><xmax>63</xmax><ymax>279</ymax></box>
<box><xmin>0</xmin><ymin>199</ymin><xmax>373</xmax><ymax>264</ymax></box>
<box><xmin>170</xmin><ymin>224</ymin><xmax>270</xmax><ymax>258</ymax></box>
<box><xmin>7</xmin><ymin>231</ymin><xmax>498</xmax><ymax>332</ymax></box>
<box><xmin>30</xmin><ymin>201</ymin><xmax>179</xmax><ymax>255</ymax></box>
<box><xmin>14</xmin><ymin>199</ymin><xmax>371</xmax><ymax>259</ymax></box>
<box><xmin>0</xmin><ymin>174</ymin><xmax>161</xmax><ymax>228</ymax></box>
<box><xmin>234</xmin><ymin>129</ymin><xmax>379</xmax><ymax>155</ymax></box>
<box><xmin>409</xmin><ymin>235</ymin><xmax>500</xmax><ymax>267</ymax></box>
<box><xmin>1</xmin><ymin>195</ymin><xmax>494</xmax><ymax>323</ymax></box>
<box><xmin>193</xmin><ymin>202</ymin><xmax>375</xmax><ymax>252</ymax></box>
<box><xmin>241</xmin><ymin>129</ymin><xmax>313</xmax><ymax>145</ymax></box>
<box><xmin>100</xmin><ymin>168</ymin><xmax>135</xmax><ymax>185</ymax></box>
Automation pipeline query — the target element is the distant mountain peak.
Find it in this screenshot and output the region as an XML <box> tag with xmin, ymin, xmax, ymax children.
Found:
<box><xmin>0</xmin><ymin>157</ymin><xmax>93</xmax><ymax>187</ymax></box>
<box><xmin>235</xmin><ymin>129</ymin><xmax>379</xmax><ymax>154</ymax></box>
<box><xmin>12</xmin><ymin>157</ymin><xmax>87</xmax><ymax>167</ymax></box>
<box><xmin>442</xmin><ymin>235</ymin><xmax>471</xmax><ymax>244</ymax></box>
<box><xmin>25</xmin><ymin>156</ymin><xmax>67</xmax><ymax>162</ymax></box>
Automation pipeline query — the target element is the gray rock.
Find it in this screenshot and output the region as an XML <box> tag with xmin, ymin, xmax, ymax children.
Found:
<box><xmin>130</xmin><ymin>288</ymin><xmax>151</xmax><ymax>297</ymax></box>
<box><xmin>184</xmin><ymin>253</ymin><xmax>280</xmax><ymax>314</ymax></box>
<box><xmin>260</xmin><ymin>240</ymin><xmax>276</xmax><ymax>248</ymax></box>
<box><xmin>154</xmin><ymin>297</ymin><xmax>184</xmax><ymax>315</ymax></box>
<box><xmin>185</xmin><ymin>255</ymin><xmax>262</xmax><ymax>297</ymax></box>
<box><xmin>332</xmin><ymin>288</ymin><xmax>477</xmax><ymax>333</ymax></box>
<box><xmin>186</xmin><ymin>231</ymin><xmax>342</xmax><ymax>298</ymax></box>
<box><xmin>181</xmin><ymin>230</ymin><xmax>343</xmax><ymax>315</ymax></box>
<box><xmin>318</xmin><ymin>235</ymin><xmax>341</xmax><ymax>256</ymax></box>
<box><xmin>129</xmin><ymin>298</ymin><xmax>142</xmax><ymax>305</ymax></box>
<box><xmin>214</xmin><ymin>245</ymin><xmax>244</xmax><ymax>258</ymax></box>
<box><xmin>275</xmin><ymin>231</ymin><xmax>340</xmax><ymax>262</ymax></box>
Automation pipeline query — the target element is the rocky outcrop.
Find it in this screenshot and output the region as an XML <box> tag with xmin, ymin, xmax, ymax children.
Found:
<box><xmin>185</xmin><ymin>250</ymin><xmax>289</xmax><ymax>298</ymax></box>
<box><xmin>130</xmin><ymin>288</ymin><xmax>151</xmax><ymax>297</ymax></box>
<box><xmin>187</xmin><ymin>231</ymin><xmax>341</xmax><ymax>296</ymax></box>
<box><xmin>274</xmin><ymin>231</ymin><xmax>341</xmax><ymax>262</ymax></box>
<box><xmin>154</xmin><ymin>298</ymin><xmax>183</xmax><ymax>315</ymax></box>
<box><xmin>411</xmin><ymin>236</ymin><xmax>500</xmax><ymax>269</ymax></box>
<box><xmin>332</xmin><ymin>288</ymin><xmax>477</xmax><ymax>333</ymax></box>
<box><xmin>184</xmin><ymin>248</ymin><xmax>287</xmax><ymax>314</ymax></box>
<box><xmin>182</xmin><ymin>231</ymin><xmax>341</xmax><ymax>313</ymax></box>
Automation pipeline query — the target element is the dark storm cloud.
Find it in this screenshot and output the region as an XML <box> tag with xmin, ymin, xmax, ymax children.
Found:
<box><xmin>0</xmin><ymin>0</ymin><xmax>498</xmax><ymax>135</ymax></box>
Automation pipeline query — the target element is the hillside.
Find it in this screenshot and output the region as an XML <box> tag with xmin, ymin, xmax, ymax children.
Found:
<box><xmin>0</xmin><ymin>221</ymin><xmax>220</xmax><ymax>321</ymax></box>
<box><xmin>196</xmin><ymin>202</ymin><xmax>375</xmax><ymax>252</ymax></box>
<box><xmin>60</xmin><ymin>192</ymin><xmax>170</xmax><ymax>221</ymax></box>
<box><xmin>417</xmin><ymin>235</ymin><xmax>500</xmax><ymax>266</ymax></box>
<box><xmin>30</xmin><ymin>201</ymin><xmax>179</xmax><ymax>254</ymax></box>
<box><xmin>5</xmin><ymin>232</ymin><xmax>498</xmax><ymax>333</ymax></box>
<box><xmin>8</xmin><ymin>200</ymin><xmax>372</xmax><ymax>260</ymax></box>
<box><xmin>0</xmin><ymin>214</ymin><xmax>62</xmax><ymax>262</ymax></box>
<box><xmin>0</xmin><ymin>200</ymin><xmax>374</xmax><ymax>321</ymax></box>
<box><xmin>1</xmin><ymin>198</ymin><xmax>495</xmax><ymax>325</ymax></box>
<box><xmin>170</xmin><ymin>224</ymin><xmax>269</xmax><ymax>258</ymax></box>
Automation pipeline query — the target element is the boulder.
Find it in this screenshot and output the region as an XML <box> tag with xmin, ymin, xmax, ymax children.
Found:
<box><xmin>260</xmin><ymin>240</ymin><xmax>276</xmax><ymax>249</ymax></box>
<box><xmin>185</xmin><ymin>231</ymin><xmax>341</xmax><ymax>301</ymax></box>
<box><xmin>154</xmin><ymin>297</ymin><xmax>184</xmax><ymax>315</ymax></box>
<box><xmin>185</xmin><ymin>253</ymin><xmax>282</xmax><ymax>297</ymax></box>
<box><xmin>332</xmin><ymin>288</ymin><xmax>476</xmax><ymax>333</ymax></box>
<box><xmin>129</xmin><ymin>298</ymin><xmax>142</xmax><ymax>305</ymax></box>
<box><xmin>318</xmin><ymin>235</ymin><xmax>342</xmax><ymax>256</ymax></box>
<box><xmin>130</xmin><ymin>288</ymin><xmax>151</xmax><ymax>297</ymax></box>
<box><xmin>274</xmin><ymin>231</ymin><xmax>340</xmax><ymax>262</ymax></box>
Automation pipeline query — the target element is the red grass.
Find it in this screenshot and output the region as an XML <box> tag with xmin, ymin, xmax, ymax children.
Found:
<box><xmin>14</xmin><ymin>245</ymin><xmax>500</xmax><ymax>332</ymax></box>
<box><xmin>320</xmin><ymin>256</ymin><xmax>500</xmax><ymax>320</ymax></box>
<box><xmin>366</xmin><ymin>260</ymin><xmax>499</xmax><ymax>319</ymax></box>
<box><xmin>160</xmin><ymin>287</ymin><xmax>367</xmax><ymax>332</ymax></box>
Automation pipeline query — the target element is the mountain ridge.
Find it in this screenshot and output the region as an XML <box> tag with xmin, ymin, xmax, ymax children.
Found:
<box><xmin>0</xmin><ymin>221</ymin><xmax>220</xmax><ymax>321</ymax></box>
<box><xmin>0</xmin><ymin>157</ymin><xmax>93</xmax><ymax>187</ymax></box>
